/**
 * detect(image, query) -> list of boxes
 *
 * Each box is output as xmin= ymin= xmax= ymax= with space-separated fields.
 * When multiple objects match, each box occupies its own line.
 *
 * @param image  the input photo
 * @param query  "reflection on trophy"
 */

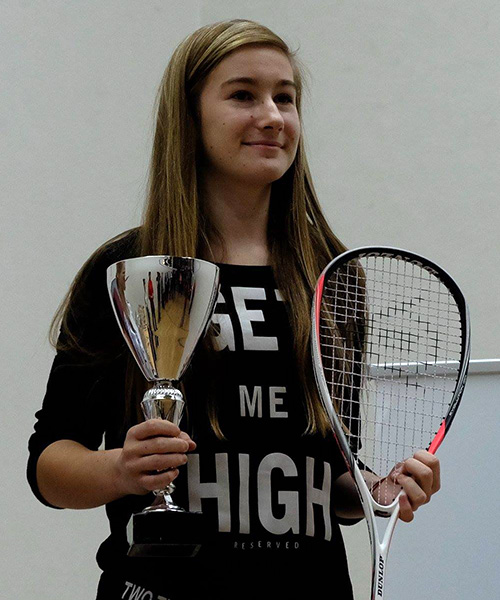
xmin=107 ymin=256 xmax=220 ymax=557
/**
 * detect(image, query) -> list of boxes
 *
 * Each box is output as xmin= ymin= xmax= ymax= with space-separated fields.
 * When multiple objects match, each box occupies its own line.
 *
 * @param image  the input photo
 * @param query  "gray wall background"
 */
xmin=2 ymin=1 xmax=499 ymax=598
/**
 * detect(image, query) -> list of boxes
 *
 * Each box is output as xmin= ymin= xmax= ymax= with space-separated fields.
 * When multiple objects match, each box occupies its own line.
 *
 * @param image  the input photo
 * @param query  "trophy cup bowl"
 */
xmin=107 ymin=256 xmax=220 ymax=557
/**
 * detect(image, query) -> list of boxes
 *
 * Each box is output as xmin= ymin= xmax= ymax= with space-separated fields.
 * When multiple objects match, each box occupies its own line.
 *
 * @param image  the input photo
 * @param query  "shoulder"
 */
xmin=88 ymin=228 xmax=141 ymax=271
xmin=74 ymin=228 xmax=141 ymax=290
xmin=103 ymin=227 xmax=141 ymax=260
xmin=60 ymin=228 xmax=142 ymax=350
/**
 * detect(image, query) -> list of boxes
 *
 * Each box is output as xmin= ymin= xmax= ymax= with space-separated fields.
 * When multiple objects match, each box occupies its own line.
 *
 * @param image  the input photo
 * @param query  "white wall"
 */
xmin=2 ymin=2 xmax=200 ymax=598
xmin=203 ymin=0 xmax=500 ymax=358
xmin=341 ymin=361 xmax=500 ymax=599
xmin=2 ymin=1 xmax=499 ymax=598
xmin=384 ymin=363 xmax=500 ymax=600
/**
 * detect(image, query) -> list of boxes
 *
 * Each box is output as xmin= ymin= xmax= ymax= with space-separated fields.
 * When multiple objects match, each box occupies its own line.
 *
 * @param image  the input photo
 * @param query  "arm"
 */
xmin=332 ymin=471 xmax=365 ymax=520
xmin=28 ymin=232 xmax=140 ymax=509
xmin=332 ymin=450 xmax=441 ymax=523
xmin=36 ymin=419 xmax=196 ymax=509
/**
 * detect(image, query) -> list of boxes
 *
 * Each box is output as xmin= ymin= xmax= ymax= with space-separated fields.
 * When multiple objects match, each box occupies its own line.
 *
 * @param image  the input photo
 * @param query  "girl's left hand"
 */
xmin=334 ymin=450 xmax=441 ymax=522
xmin=389 ymin=450 xmax=441 ymax=522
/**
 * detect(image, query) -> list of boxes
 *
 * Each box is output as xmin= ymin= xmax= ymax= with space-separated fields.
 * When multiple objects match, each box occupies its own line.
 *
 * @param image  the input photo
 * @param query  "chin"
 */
xmin=246 ymin=164 xmax=290 ymax=185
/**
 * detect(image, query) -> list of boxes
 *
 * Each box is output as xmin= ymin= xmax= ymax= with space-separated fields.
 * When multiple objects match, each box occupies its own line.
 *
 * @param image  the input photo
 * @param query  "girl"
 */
xmin=28 ymin=19 xmax=440 ymax=600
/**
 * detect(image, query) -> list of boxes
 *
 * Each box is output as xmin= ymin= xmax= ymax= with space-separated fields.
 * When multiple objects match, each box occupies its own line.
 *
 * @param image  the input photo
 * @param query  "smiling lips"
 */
xmin=243 ymin=141 xmax=283 ymax=148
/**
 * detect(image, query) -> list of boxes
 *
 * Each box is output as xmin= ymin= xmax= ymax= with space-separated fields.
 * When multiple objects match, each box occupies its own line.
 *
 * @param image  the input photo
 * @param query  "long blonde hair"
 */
xmin=52 ymin=19 xmax=348 ymax=436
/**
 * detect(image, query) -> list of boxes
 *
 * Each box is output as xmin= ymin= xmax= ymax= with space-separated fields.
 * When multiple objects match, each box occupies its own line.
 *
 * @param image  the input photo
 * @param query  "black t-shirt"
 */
xmin=28 ymin=233 xmax=355 ymax=600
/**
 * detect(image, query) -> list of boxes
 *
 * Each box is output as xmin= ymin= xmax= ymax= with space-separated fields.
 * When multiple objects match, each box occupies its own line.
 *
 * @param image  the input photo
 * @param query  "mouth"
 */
xmin=243 ymin=141 xmax=283 ymax=148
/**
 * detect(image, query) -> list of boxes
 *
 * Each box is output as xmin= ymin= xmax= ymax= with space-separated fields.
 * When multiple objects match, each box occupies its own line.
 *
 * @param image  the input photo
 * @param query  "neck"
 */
xmin=201 ymin=174 xmax=271 ymax=265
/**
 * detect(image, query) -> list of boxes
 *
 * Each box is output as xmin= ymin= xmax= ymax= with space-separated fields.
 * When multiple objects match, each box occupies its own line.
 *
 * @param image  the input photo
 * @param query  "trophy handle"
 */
xmin=141 ymin=382 xmax=186 ymax=512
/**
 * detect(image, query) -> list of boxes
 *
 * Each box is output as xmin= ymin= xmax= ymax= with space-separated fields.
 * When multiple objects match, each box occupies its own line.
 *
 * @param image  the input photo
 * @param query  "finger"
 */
xmin=140 ymin=452 xmax=189 ymax=473
xmin=398 ymin=492 xmax=414 ymax=523
xmin=179 ymin=431 xmax=197 ymax=451
xmin=132 ymin=419 xmax=182 ymax=440
xmin=397 ymin=473 xmax=429 ymax=510
xmin=413 ymin=450 xmax=441 ymax=494
xmin=400 ymin=457 xmax=434 ymax=497
xmin=388 ymin=461 xmax=405 ymax=481
xmin=139 ymin=436 xmax=190 ymax=456
xmin=138 ymin=468 xmax=180 ymax=493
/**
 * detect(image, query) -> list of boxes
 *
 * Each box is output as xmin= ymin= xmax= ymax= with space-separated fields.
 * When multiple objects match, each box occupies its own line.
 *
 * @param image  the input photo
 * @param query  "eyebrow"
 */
xmin=221 ymin=77 xmax=297 ymax=90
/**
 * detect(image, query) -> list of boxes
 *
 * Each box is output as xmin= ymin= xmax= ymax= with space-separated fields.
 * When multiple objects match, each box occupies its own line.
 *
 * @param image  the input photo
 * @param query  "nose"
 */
xmin=256 ymin=97 xmax=284 ymax=131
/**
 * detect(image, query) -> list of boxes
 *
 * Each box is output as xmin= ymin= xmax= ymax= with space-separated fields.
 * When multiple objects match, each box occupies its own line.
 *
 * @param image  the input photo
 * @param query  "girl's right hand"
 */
xmin=115 ymin=419 xmax=196 ymax=496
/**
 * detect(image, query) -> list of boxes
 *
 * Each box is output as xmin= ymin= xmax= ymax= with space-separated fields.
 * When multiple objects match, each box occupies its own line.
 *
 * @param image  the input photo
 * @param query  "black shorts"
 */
xmin=96 ymin=562 xmax=354 ymax=600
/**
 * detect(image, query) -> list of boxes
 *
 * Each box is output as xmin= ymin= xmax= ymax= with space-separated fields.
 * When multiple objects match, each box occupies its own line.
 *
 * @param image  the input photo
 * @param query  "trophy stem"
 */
xmin=140 ymin=381 xmax=186 ymax=512
xmin=141 ymin=381 xmax=184 ymax=422
xmin=144 ymin=488 xmax=185 ymax=513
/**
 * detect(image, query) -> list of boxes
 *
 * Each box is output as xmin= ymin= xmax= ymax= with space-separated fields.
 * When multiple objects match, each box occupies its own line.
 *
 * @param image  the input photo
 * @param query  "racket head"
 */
xmin=312 ymin=246 xmax=470 ymax=506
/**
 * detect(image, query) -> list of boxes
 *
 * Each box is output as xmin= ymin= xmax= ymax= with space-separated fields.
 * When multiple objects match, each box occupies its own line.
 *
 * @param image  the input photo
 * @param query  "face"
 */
xmin=197 ymin=45 xmax=301 ymax=189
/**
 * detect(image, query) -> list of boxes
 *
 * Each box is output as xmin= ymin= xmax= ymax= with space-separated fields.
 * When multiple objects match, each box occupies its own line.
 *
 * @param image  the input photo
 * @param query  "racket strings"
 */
xmin=319 ymin=255 xmax=463 ymax=505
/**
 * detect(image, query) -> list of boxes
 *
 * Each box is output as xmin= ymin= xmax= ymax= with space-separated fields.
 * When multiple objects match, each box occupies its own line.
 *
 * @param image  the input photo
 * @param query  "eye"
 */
xmin=231 ymin=90 xmax=253 ymax=101
xmin=275 ymin=93 xmax=294 ymax=104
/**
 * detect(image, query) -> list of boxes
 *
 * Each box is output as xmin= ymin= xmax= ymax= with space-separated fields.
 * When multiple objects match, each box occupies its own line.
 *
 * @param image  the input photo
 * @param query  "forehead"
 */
xmin=205 ymin=45 xmax=295 ymax=87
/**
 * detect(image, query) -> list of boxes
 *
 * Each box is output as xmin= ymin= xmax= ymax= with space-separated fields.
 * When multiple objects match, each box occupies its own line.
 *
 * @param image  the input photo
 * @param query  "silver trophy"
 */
xmin=107 ymin=256 xmax=220 ymax=557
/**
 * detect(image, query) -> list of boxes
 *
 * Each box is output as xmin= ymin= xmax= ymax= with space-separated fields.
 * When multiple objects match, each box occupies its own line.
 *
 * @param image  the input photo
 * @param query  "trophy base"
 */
xmin=127 ymin=509 xmax=208 ymax=558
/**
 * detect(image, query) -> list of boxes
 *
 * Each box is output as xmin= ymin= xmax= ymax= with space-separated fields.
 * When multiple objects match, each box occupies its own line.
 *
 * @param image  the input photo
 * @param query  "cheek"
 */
xmin=204 ymin=117 xmax=237 ymax=147
xmin=201 ymin=123 xmax=238 ymax=167
xmin=287 ymin=129 xmax=300 ymax=158
xmin=201 ymin=122 xmax=224 ymax=156
xmin=285 ymin=115 xmax=300 ymax=144
xmin=292 ymin=119 xmax=301 ymax=141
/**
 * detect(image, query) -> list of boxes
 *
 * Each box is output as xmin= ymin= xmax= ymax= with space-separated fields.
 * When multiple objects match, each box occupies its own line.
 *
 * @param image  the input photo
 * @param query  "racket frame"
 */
xmin=311 ymin=246 xmax=470 ymax=600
